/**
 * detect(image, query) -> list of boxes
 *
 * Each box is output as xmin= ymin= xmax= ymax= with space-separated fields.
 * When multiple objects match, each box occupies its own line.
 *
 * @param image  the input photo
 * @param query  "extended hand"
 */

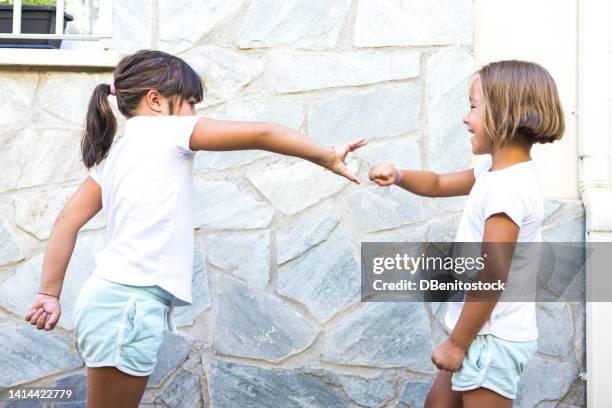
xmin=329 ymin=139 xmax=368 ymax=184
xmin=431 ymin=338 xmax=467 ymax=372
xmin=368 ymin=161 xmax=398 ymax=186
xmin=25 ymin=294 xmax=61 ymax=331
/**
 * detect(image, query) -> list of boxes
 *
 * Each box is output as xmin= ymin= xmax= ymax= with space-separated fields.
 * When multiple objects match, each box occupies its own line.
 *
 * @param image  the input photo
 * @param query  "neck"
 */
xmin=490 ymin=138 xmax=532 ymax=171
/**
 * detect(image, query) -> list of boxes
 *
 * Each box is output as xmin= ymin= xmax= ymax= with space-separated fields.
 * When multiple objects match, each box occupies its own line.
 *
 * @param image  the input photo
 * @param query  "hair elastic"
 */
xmin=109 ymin=83 xmax=116 ymax=96
xmin=394 ymin=168 xmax=402 ymax=185
xmin=38 ymin=291 xmax=59 ymax=299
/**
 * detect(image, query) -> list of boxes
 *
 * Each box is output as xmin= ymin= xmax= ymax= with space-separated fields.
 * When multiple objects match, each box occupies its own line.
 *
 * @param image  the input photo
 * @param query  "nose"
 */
xmin=463 ymin=114 xmax=469 ymax=125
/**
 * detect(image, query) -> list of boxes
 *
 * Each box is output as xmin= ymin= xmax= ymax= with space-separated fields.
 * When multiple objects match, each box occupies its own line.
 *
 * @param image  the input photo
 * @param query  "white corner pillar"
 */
xmin=579 ymin=0 xmax=612 ymax=407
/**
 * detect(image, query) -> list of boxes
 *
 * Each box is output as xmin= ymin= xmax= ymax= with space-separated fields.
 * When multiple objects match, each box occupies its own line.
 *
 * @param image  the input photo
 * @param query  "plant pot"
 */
xmin=0 ymin=5 xmax=73 ymax=49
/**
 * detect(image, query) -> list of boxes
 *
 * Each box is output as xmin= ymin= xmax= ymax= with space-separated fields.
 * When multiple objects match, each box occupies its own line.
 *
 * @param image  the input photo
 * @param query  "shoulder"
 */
xmin=479 ymin=162 xmax=541 ymax=225
xmin=128 ymin=115 xmax=202 ymax=129
xmin=483 ymin=163 xmax=538 ymax=199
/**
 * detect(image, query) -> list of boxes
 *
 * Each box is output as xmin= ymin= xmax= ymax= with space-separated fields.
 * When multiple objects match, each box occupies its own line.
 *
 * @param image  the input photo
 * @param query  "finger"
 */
xmin=30 ymin=308 xmax=44 ymax=325
xmin=345 ymin=172 xmax=362 ymax=185
xmin=25 ymin=307 xmax=38 ymax=322
xmin=368 ymin=167 xmax=377 ymax=180
xmin=348 ymin=139 xmax=368 ymax=152
xmin=373 ymin=177 xmax=392 ymax=186
xmin=338 ymin=167 xmax=362 ymax=184
xmin=36 ymin=312 xmax=48 ymax=330
xmin=45 ymin=310 xmax=61 ymax=331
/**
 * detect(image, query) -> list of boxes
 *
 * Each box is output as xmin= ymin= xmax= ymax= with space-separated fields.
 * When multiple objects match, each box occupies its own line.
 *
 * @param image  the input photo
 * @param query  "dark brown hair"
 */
xmin=81 ymin=50 xmax=205 ymax=168
xmin=476 ymin=60 xmax=565 ymax=147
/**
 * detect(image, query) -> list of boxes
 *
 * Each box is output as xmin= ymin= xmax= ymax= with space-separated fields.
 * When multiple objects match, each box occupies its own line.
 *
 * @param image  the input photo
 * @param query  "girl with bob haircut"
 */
xmin=25 ymin=49 xmax=366 ymax=407
xmin=370 ymin=60 xmax=564 ymax=407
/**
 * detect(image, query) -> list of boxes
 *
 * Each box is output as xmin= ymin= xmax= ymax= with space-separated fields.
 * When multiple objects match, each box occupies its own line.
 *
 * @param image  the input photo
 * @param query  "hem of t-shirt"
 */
xmin=444 ymin=309 xmax=538 ymax=342
xmin=483 ymin=208 xmax=523 ymax=228
xmin=92 ymin=271 xmax=192 ymax=306
xmin=444 ymin=324 xmax=539 ymax=343
xmin=472 ymin=329 xmax=539 ymax=343
xmin=178 ymin=115 xmax=202 ymax=155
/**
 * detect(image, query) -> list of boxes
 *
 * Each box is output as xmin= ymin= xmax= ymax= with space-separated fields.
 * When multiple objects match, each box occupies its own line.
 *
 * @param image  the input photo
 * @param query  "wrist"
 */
xmin=393 ymin=168 xmax=402 ymax=185
xmin=323 ymin=145 xmax=340 ymax=170
xmin=38 ymin=290 xmax=60 ymax=299
xmin=448 ymin=333 xmax=470 ymax=351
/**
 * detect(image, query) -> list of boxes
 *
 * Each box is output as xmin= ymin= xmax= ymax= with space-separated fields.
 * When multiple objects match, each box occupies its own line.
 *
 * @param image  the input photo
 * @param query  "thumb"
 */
xmin=343 ymin=170 xmax=362 ymax=185
xmin=335 ymin=164 xmax=362 ymax=184
xmin=45 ymin=309 xmax=61 ymax=331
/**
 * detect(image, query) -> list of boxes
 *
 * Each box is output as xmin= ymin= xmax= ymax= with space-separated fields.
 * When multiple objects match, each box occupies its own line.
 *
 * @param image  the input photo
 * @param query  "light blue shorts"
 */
xmin=451 ymin=334 xmax=537 ymax=399
xmin=73 ymin=274 xmax=176 ymax=376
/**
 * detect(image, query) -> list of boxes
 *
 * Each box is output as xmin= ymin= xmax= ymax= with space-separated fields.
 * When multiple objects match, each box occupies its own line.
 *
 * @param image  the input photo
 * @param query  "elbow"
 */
xmin=253 ymin=122 xmax=276 ymax=148
xmin=54 ymin=210 xmax=83 ymax=234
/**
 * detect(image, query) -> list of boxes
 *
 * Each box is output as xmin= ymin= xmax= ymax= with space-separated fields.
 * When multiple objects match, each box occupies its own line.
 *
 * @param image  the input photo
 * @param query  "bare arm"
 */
xmin=431 ymin=213 xmax=519 ymax=371
xmin=368 ymin=161 xmax=475 ymax=197
xmin=25 ymin=176 xmax=102 ymax=330
xmin=190 ymin=118 xmax=367 ymax=183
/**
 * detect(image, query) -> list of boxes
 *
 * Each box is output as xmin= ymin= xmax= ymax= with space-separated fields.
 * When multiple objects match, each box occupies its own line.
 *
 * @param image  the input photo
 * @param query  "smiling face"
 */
xmin=463 ymin=78 xmax=491 ymax=155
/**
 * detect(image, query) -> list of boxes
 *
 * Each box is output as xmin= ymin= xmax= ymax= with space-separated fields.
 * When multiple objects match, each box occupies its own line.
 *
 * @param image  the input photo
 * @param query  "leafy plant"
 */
xmin=0 ymin=0 xmax=57 ymax=6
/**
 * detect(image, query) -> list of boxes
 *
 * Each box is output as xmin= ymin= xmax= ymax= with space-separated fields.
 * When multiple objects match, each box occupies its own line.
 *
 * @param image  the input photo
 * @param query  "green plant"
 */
xmin=0 ymin=0 xmax=57 ymax=5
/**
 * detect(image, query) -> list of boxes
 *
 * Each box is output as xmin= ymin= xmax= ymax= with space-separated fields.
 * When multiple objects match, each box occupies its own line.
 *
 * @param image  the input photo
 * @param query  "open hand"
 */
xmin=369 ymin=161 xmax=398 ymax=186
xmin=431 ymin=338 xmax=467 ymax=372
xmin=25 ymin=294 xmax=61 ymax=331
xmin=329 ymin=139 xmax=368 ymax=184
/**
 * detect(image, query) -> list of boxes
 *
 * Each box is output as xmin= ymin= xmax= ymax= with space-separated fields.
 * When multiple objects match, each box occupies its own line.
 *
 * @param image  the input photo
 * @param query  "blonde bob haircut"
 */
xmin=475 ymin=60 xmax=565 ymax=147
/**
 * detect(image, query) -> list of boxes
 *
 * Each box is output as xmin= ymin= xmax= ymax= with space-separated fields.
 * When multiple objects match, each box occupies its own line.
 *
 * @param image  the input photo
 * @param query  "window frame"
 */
xmin=0 ymin=0 xmax=118 ymax=67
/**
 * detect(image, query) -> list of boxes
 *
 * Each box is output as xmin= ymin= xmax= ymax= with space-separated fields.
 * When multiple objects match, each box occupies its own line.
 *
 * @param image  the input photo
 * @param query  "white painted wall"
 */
xmin=474 ymin=0 xmax=579 ymax=199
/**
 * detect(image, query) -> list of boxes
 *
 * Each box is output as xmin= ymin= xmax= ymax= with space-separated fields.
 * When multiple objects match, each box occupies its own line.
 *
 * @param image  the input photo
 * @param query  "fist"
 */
xmin=431 ymin=338 xmax=467 ymax=372
xmin=369 ymin=162 xmax=398 ymax=187
xmin=25 ymin=294 xmax=61 ymax=331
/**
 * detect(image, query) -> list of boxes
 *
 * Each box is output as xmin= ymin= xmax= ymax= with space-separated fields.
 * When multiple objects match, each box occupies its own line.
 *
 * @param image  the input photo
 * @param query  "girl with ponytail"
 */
xmin=25 ymin=49 xmax=367 ymax=407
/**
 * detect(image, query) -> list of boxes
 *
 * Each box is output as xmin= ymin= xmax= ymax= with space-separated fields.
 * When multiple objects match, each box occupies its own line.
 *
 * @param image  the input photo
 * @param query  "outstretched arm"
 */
xmin=25 ymin=177 xmax=102 ymax=330
xmin=369 ymin=161 xmax=475 ymax=197
xmin=190 ymin=118 xmax=368 ymax=183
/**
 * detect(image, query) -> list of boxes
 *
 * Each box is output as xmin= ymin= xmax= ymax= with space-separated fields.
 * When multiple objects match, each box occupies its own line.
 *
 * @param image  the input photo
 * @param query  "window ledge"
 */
xmin=0 ymin=48 xmax=119 ymax=68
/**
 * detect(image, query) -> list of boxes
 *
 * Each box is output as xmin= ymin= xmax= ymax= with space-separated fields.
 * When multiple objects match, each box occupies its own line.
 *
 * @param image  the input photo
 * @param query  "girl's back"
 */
xmin=90 ymin=115 xmax=202 ymax=305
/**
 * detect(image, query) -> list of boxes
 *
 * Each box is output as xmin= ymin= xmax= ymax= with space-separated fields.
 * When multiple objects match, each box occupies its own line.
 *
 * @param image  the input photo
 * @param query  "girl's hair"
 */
xmin=81 ymin=50 xmax=205 ymax=168
xmin=475 ymin=60 xmax=564 ymax=147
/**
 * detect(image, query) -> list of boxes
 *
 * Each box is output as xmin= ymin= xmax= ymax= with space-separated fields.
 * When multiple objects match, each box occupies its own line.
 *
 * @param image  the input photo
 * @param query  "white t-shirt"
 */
xmin=445 ymin=156 xmax=543 ymax=341
xmin=88 ymin=114 xmax=202 ymax=306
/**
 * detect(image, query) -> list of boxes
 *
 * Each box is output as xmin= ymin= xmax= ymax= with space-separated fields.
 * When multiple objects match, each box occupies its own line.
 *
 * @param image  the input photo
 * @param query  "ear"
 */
xmin=145 ymin=89 xmax=164 ymax=113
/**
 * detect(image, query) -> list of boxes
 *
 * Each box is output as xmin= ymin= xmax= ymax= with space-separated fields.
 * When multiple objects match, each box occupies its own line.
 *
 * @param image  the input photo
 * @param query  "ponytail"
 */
xmin=81 ymin=83 xmax=117 ymax=169
xmin=80 ymin=50 xmax=204 ymax=169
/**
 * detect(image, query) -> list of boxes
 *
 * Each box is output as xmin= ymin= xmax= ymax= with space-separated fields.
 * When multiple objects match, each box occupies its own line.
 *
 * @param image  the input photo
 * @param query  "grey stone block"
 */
xmin=322 ymin=303 xmax=434 ymax=373
xmin=213 ymin=276 xmax=317 ymax=362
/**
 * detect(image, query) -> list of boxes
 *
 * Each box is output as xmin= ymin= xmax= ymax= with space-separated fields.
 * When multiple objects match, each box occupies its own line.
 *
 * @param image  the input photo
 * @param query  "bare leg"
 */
xmin=462 ymin=387 xmax=512 ymax=408
xmin=87 ymin=367 xmax=149 ymax=408
xmin=424 ymin=370 xmax=463 ymax=408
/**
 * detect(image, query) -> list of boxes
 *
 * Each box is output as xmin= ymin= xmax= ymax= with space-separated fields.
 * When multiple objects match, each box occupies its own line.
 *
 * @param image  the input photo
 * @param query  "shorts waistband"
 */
xmin=90 ymin=275 xmax=177 ymax=333
xmin=91 ymin=275 xmax=172 ymax=306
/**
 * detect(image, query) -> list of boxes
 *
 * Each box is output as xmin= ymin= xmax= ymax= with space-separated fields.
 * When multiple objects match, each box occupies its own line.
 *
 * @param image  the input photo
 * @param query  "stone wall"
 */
xmin=0 ymin=0 xmax=586 ymax=407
